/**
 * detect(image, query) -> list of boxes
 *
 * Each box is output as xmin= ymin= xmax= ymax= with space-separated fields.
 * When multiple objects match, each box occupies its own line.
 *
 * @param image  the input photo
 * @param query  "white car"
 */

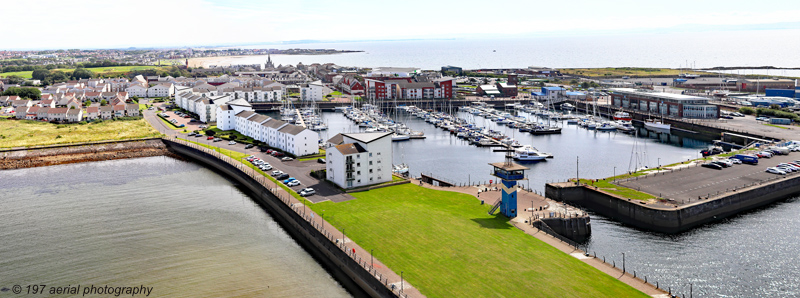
xmin=281 ymin=157 xmax=294 ymax=161
xmin=728 ymin=158 xmax=742 ymax=164
xmin=271 ymin=170 xmax=284 ymax=176
xmin=299 ymin=188 xmax=316 ymax=197
xmin=260 ymin=165 xmax=273 ymax=171
xmin=228 ymin=141 xmax=237 ymax=145
xmin=778 ymin=163 xmax=800 ymax=171
xmin=766 ymin=167 xmax=787 ymax=175
xmin=287 ymin=180 xmax=301 ymax=187
xmin=717 ymin=159 xmax=734 ymax=167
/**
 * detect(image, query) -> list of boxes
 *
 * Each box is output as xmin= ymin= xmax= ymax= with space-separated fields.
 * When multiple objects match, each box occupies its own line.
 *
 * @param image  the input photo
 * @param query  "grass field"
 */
xmin=307 ymin=184 xmax=647 ymax=298
xmin=0 ymin=118 xmax=161 ymax=148
xmin=562 ymin=68 xmax=710 ymax=78
xmin=0 ymin=66 xmax=167 ymax=79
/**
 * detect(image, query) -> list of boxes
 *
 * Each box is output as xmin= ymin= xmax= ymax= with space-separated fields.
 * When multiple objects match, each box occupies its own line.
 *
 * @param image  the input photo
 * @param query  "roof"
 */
xmin=611 ymin=88 xmax=707 ymax=102
xmin=334 ymin=143 xmax=367 ymax=155
xmin=342 ymin=132 xmax=392 ymax=144
xmin=261 ymin=118 xmax=285 ymax=128
xmin=67 ymin=109 xmax=81 ymax=115
xmin=248 ymin=114 xmax=269 ymax=123
xmin=235 ymin=110 xmax=256 ymax=118
xmin=543 ymin=86 xmax=565 ymax=91
xmin=489 ymin=162 xmax=529 ymax=171
xmin=278 ymin=124 xmax=307 ymax=135
xmin=327 ymin=133 xmax=344 ymax=145
xmin=49 ymin=107 xmax=69 ymax=114
xmin=227 ymin=98 xmax=251 ymax=107
xmin=86 ymin=107 xmax=98 ymax=113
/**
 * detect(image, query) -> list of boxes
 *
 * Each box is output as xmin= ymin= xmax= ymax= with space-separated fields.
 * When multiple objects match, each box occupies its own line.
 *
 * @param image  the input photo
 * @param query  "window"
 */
xmin=369 ymin=161 xmax=373 ymax=165
xmin=369 ymin=153 xmax=373 ymax=157
xmin=369 ymin=169 xmax=373 ymax=173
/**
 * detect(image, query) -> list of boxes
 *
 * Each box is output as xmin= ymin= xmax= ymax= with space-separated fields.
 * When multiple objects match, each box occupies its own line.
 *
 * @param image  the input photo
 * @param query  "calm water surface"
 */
xmin=0 ymin=157 xmax=350 ymax=298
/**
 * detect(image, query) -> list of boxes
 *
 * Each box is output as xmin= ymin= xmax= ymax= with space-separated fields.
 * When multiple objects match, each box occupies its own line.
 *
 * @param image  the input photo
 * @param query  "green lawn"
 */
xmin=763 ymin=123 xmax=790 ymax=129
xmin=579 ymin=179 xmax=656 ymax=200
xmin=308 ymin=184 xmax=647 ymax=298
xmin=327 ymin=91 xmax=343 ymax=97
xmin=0 ymin=66 xmax=167 ymax=79
xmin=0 ymin=118 xmax=160 ymax=148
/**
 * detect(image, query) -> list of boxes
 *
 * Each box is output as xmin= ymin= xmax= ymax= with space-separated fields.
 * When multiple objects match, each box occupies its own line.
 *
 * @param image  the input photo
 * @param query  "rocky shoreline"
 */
xmin=0 ymin=139 xmax=174 ymax=170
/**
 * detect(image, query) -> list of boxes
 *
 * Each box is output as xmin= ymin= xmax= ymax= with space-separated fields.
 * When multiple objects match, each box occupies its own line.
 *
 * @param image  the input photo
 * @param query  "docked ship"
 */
xmin=513 ymin=145 xmax=552 ymax=161
xmin=613 ymin=111 xmax=632 ymax=121
xmin=644 ymin=118 xmax=670 ymax=131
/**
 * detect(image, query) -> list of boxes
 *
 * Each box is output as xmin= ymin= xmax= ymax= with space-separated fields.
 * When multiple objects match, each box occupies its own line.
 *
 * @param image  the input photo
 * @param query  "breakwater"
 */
xmin=162 ymin=138 xmax=406 ymax=298
xmin=545 ymin=176 xmax=800 ymax=233
xmin=0 ymin=138 xmax=170 ymax=170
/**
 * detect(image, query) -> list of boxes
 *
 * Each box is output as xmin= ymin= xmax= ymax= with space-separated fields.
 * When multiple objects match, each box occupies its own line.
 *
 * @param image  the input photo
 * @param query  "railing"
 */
xmin=164 ymin=137 xmax=408 ymax=298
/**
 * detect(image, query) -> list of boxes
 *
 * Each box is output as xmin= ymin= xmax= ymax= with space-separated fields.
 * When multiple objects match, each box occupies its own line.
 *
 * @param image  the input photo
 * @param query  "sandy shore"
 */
xmin=188 ymin=55 xmax=263 ymax=68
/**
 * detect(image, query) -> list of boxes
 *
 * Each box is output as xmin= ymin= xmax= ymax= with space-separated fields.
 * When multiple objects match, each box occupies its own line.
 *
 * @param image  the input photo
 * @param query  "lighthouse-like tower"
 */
xmin=488 ymin=150 xmax=528 ymax=218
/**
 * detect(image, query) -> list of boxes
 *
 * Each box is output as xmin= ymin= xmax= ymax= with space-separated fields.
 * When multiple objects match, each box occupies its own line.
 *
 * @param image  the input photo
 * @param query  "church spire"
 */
xmin=265 ymin=54 xmax=275 ymax=69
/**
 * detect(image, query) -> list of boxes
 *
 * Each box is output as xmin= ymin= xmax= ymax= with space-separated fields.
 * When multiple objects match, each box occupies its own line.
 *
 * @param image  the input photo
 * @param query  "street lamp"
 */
xmin=658 ymin=158 xmax=661 ymax=168
xmin=622 ymin=252 xmax=626 ymax=274
xmin=613 ymin=166 xmax=616 ymax=181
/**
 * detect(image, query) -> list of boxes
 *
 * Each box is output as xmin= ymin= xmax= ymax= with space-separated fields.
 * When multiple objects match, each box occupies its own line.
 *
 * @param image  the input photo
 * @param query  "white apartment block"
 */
xmin=175 ymin=91 xmax=232 ymax=123
xmin=326 ymin=132 xmax=393 ymax=189
xmin=125 ymin=84 xmax=148 ymax=98
xmin=147 ymin=83 xmax=175 ymax=98
xmin=300 ymin=80 xmax=324 ymax=101
xmin=216 ymin=103 xmax=318 ymax=157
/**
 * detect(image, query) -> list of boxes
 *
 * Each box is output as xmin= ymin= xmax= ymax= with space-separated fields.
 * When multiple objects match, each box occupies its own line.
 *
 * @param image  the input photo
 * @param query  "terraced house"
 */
xmin=216 ymin=100 xmax=318 ymax=157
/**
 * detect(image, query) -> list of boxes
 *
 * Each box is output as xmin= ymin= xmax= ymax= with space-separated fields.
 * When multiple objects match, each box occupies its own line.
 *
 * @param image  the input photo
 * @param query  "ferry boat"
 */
xmin=513 ymin=145 xmax=551 ymax=161
xmin=613 ymin=111 xmax=632 ymax=121
xmin=644 ymin=118 xmax=670 ymax=131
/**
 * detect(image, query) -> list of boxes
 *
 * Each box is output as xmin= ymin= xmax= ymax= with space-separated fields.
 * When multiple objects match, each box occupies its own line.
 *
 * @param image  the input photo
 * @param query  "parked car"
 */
xmin=720 ymin=115 xmax=734 ymax=119
xmin=228 ymin=141 xmax=237 ymax=145
xmin=766 ymin=167 xmax=787 ymax=175
xmin=299 ymin=188 xmax=316 ymax=197
xmin=731 ymin=154 xmax=758 ymax=165
xmin=273 ymin=152 xmax=285 ymax=157
xmin=188 ymin=132 xmax=196 ymax=137
xmin=701 ymin=163 xmax=723 ymax=170
xmin=717 ymin=159 xmax=734 ymax=167
xmin=271 ymin=170 xmax=284 ymax=176
xmin=727 ymin=158 xmax=742 ymax=164
xmin=276 ymin=173 xmax=290 ymax=180
xmin=266 ymin=149 xmax=274 ymax=154
xmin=281 ymin=157 xmax=294 ymax=161
xmin=756 ymin=117 xmax=770 ymax=121
xmin=245 ymin=144 xmax=255 ymax=149
xmin=246 ymin=156 xmax=255 ymax=161
xmin=207 ymin=136 xmax=214 ymax=140
xmin=213 ymin=138 xmax=222 ymax=142
xmin=317 ymin=158 xmax=326 ymax=164
xmin=260 ymin=165 xmax=273 ymax=171
xmin=287 ymin=180 xmax=301 ymax=187
xmin=282 ymin=177 xmax=297 ymax=184
xmin=195 ymin=134 xmax=203 ymax=138
xmin=710 ymin=161 xmax=729 ymax=168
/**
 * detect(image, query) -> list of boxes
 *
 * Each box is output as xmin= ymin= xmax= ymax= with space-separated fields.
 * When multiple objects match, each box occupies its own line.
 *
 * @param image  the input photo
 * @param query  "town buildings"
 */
xmin=216 ymin=100 xmax=318 ymax=157
xmin=325 ymin=132 xmax=393 ymax=189
xmin=364 ymin=77 xmax=454 ymax=100
xmin=610 ymin=88 xmax=719 ymax=119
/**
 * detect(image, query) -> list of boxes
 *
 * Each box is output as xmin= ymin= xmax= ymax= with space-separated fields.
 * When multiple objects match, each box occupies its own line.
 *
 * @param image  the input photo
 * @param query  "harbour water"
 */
xmin=311 ymin=109 xmax=799 ymax=297
xmin=228 ymin=29 xmax=800 ymax=69
xmin=0 ymin=157 xmax=350 ymax=298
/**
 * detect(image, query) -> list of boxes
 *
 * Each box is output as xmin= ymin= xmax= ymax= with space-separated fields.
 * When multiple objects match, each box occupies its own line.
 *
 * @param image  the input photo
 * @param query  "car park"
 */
xmin=766 ymin=167 xmax=787 ymax=175
xmin=287 ymin=180 xmax=301 ymax=187
xmin=299 ymin=188 xmax=316 ymax=197
xmin=701 ymin=163 xmax=723 ymax=170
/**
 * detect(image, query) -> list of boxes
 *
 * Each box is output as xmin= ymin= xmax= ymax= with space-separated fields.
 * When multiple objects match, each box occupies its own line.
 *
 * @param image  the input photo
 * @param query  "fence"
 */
xmin=164 ymin=137 xmax=409 ymax=298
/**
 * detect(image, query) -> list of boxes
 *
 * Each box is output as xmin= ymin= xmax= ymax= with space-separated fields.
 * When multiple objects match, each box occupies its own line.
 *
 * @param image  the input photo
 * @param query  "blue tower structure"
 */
xmin=488 ymin=158 xmax=528 ymax=218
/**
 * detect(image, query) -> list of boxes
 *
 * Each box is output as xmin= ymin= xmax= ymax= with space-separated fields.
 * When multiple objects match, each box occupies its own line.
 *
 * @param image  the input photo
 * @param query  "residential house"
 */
xmin=125 ymin=84 xmax=148 ymax=98
xmin=125 ymin=103 xmax=139 ymax=117
xmin=113 ymin=104 xmax=126 ymax=118
xmin=66 ymin=108 xmax=83 ymax=122
xmin=99 ymin=106 xmax=113 ymax=120
xmin=36 ymin=107 xmax=50 ymax=120
xmin=147 ymin=83 xmax=174 ymax=98
xmin=25 ymin=106 xmax=39 ymax=120
xmin=48 ymin=107 xmax=69 ymax=121
xmin=85 ymin=106 xmax=99 ymax=120
xmin=15 ymin=106 xmax=29 ymax=119
xmin=300 ymin=80 xmax=324 ymax=101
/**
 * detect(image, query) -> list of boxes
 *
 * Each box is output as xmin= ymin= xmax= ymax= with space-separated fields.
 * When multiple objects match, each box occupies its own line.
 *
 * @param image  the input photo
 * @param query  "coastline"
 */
xmin=0 ymin=138 xmax=172 ymax=170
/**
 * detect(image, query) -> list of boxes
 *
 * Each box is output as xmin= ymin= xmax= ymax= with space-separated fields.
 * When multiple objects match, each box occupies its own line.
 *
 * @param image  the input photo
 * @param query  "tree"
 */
xmin=5 ymin=75 xmax=24 ymax=84
xmin=71 ymin=67 xmax=93 ymax=80
xmin=84 ymin=100 xmax=92 ymax=107
xmin=100 ymin=99 xmax=108 ymax=106
xmin=3 ymin=87 xmax=41 ymax=100
xmin=739 ymin=107 xmax=755 ymax=115
xmin=32 ymin=69 xmax=50 ymax=81
xmin=229 ymin=134 xmax=237 ymax=141
xmin=581 ymin=82 xmax=590 ymax=89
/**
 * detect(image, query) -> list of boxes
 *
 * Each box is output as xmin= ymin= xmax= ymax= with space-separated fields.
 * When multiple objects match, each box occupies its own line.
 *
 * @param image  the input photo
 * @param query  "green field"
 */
xmin=0 ymin=66 xmax=167 ymax=79
xmin=0 ymin=118 xmax=161 ymax=148
xmin=307 ymin=184 xmax=646 ymax=298
xmin=562 ymin=68 xmax=710 ymax=78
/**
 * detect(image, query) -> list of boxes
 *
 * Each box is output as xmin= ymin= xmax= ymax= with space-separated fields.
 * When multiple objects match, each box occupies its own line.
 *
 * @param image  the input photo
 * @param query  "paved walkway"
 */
xmin=410 ymin=178 xmax=669 ymax=298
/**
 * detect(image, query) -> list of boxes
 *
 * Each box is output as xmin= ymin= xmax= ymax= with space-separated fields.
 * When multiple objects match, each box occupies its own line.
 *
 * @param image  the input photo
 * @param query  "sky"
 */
xmin=2 ymin=0 xmax=800 ymax=50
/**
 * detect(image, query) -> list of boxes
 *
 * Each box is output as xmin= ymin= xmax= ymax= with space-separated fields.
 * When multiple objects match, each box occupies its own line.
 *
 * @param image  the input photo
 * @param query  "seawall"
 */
xmin=162 ymin=138 xmax=400 ymax=298
xmin=545 ymin=177 xmax=800 ymax=233
xmin=0 ymin=138 xmax=170 ymax=170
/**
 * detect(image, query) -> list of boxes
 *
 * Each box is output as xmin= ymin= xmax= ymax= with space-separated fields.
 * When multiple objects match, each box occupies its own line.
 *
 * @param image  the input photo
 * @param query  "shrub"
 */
xmin=739 ymin=107 xmax=755 ymax=115
xmin=204 ymin=129 xmax=216 ymax=136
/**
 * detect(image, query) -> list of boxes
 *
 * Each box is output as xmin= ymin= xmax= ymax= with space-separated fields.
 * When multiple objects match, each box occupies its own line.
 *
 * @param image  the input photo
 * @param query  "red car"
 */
xmin=266 ymin=149 xmax=274 ymax=154
xmin=207 ymin=136 xmax=214 ymax=140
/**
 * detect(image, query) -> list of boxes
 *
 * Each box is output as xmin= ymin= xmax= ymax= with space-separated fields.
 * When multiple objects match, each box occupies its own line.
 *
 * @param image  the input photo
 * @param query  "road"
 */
xmin=619 ymin=152 xmax=800 ymax=204
xmin=142 ymin=99 xmax=354 ymax=203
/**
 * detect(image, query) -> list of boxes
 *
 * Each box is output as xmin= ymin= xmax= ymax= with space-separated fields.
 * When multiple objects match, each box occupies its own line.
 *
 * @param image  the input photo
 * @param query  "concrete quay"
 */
xmin=546 ymin=151 xmax=800 ymax=233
